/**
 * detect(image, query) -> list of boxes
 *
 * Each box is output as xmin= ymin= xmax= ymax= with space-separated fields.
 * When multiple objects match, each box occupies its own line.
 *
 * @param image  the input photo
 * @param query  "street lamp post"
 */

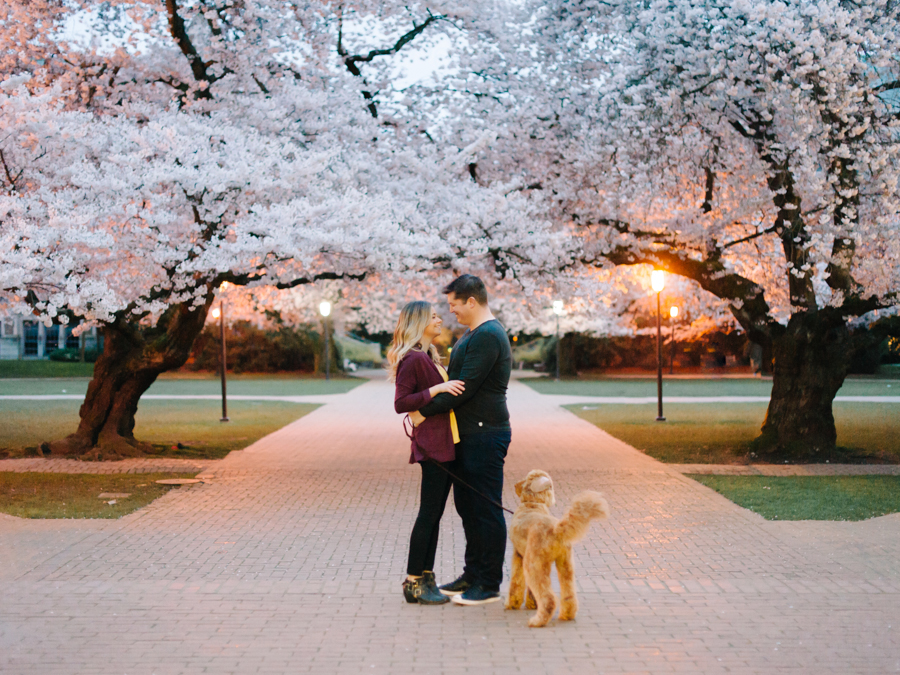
xmin=669 ymin=306 xmax=679 ymax=375
xmin=552 ymin=300 xmax=564 ymax=381
xmin=211 ymin=304 xmax=229 ymax=422
xmin=651 ymin=271 xmax=666 ymax=422
xmin=319 ymin=301 xmax=332 ymax=380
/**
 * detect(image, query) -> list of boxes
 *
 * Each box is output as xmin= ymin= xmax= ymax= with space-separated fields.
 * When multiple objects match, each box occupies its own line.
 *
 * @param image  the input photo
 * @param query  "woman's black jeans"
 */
xmin=407 ymin=459 xmax=453 ymax=576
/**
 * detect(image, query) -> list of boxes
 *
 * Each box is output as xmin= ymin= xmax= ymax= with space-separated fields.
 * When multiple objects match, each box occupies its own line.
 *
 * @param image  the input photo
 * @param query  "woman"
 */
xmin=388 ymin=301 xmax=464 ymax=605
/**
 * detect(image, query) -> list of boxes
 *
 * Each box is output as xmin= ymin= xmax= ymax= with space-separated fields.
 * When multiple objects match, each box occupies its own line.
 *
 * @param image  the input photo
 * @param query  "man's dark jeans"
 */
xmin=452 ymin=429 xmax=511 ymax=593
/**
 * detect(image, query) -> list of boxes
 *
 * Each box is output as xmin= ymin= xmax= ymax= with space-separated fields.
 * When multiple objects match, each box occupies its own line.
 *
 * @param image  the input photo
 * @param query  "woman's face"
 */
xmin=422 ymin=309 xmax=443 ymax=340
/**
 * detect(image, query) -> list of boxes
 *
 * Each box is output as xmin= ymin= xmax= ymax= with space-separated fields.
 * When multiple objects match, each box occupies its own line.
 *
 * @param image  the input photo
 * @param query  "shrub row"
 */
xmin=48 ymin=348 xmax=100 ymax=363
xmin=185 ymin=321 xmax=339 ymax=374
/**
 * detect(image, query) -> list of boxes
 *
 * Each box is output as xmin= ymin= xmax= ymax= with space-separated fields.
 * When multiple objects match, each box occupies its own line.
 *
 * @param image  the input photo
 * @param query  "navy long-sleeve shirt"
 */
xmin=418 ymin=319 xmax=511 ymax=436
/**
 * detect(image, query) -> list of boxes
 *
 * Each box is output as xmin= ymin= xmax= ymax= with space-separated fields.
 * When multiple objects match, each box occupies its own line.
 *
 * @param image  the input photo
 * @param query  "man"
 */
xmin=411 ymin=274 xmax=512 ymax=606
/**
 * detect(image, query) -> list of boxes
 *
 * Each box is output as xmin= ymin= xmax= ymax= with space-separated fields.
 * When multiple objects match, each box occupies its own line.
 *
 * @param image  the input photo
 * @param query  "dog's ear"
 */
xmin=514 ymin=480 xmax=524 ymax=498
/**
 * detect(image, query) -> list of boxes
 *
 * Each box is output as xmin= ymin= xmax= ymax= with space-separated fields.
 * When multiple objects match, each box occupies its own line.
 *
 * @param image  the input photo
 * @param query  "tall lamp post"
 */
xmin=669 ymin=306 xmax=679 ymax=375
xmin=211 ymin=304 xmax=229 ymax=422
xmin=319 ymin=301 xmax=332 ymax=380
xmin=651 ymin=270 xmax=666 ymax=422
xmin=552 ymin=300 xmax=564 ymax=381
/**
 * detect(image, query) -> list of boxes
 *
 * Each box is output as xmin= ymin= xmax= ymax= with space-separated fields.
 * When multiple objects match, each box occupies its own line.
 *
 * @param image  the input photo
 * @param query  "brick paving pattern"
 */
xmin=2 ymin=376 xmax=899 ymax=674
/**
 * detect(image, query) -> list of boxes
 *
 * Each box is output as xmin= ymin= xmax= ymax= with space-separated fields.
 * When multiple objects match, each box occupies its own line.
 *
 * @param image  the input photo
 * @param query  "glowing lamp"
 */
xmin=552 ymin=300 xmax=564 ymax=315
xmin=319 ymin=301 xmax=332 ymax=317
xmin=211 ymin=308 xmax=221 ymax=319
xmin=670 ymin=306 xmax=679 ymax=319
xmin=651 ymin=270 xmax=666 ymax=293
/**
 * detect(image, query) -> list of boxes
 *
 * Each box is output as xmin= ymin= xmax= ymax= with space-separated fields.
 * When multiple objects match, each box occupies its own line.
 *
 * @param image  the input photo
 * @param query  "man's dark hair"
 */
xmin=443 ymin=274 xmax=488 ymax=306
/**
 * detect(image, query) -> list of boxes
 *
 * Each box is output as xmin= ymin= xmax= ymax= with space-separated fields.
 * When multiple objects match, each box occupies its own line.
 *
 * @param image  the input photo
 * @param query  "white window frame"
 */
xmin=1 ymin=318 xmax=16 ymax=337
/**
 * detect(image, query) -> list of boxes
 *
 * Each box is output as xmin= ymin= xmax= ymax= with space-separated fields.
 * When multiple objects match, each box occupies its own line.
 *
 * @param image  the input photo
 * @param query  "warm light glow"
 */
xmin=651 ymin=270 xmax=666 ymax=293
xmin=211 ymin=308 xmax=221 ymax=319
xmin=319 ymin=301 xmax=332 ymax=317
xmin=220 ymin=281 xmax=231 ymax=291
xmin=512 ymin=335 xmax=518 ymax=342
xmin=552 ymin=300 xmax=564 ymax=315
xmin=670 ymin=306 xmax=679 ymax=318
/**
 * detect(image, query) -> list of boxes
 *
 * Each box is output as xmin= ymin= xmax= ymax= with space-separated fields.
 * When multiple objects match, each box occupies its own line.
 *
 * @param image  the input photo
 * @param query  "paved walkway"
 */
xmin=2 ymin=377 xmax=900 ymax=674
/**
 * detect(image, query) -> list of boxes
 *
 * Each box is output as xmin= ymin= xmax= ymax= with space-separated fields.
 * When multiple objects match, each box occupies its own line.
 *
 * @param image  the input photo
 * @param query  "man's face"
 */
xmin=447 ymin=293 xmax=474 ymax=326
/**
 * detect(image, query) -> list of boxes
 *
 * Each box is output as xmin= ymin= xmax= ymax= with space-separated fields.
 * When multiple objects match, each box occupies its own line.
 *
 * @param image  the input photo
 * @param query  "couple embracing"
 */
xmin=387 ymin=274 xmax=512 ymax=606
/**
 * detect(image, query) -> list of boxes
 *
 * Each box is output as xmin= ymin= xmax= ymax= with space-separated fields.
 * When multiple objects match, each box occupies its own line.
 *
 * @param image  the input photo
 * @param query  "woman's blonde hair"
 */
xmin=386 ymin=301 xmax=442 ymax=382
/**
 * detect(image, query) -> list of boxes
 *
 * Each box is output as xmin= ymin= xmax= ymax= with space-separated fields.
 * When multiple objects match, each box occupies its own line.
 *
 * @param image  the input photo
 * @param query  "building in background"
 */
xmin=0 ymin=315 xmax=100 ymax=360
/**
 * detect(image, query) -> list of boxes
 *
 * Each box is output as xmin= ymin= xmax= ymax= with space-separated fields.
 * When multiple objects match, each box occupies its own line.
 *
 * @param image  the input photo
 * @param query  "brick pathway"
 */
xmin=2 ymin=376 xmax=899 ymax=674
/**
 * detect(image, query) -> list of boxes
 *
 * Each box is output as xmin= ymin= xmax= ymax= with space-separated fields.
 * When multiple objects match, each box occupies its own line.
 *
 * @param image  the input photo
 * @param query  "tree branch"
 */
xmin=222 ymin=269 xmax=368 ymax=289
xmin=165 ymin=0 xmax=214 ymax=99
xmin=721 ymin=224 xmax=779 ymax=249
xmin=338 ymin=11 xmax=445 ymax=118
xmin=0 ymin=149 xmax=23 ymax=193
xmin=582 ymin=236 xmax=779 ymax=345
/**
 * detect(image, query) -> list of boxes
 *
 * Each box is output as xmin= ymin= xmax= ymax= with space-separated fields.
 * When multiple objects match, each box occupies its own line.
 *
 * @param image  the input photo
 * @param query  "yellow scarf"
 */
xmin=436 ymin=364 xmax=461 ymax=444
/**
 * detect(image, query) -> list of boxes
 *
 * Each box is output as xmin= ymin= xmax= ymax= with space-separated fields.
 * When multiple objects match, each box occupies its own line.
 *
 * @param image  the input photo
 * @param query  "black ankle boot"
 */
xmin=423 ymin=571 xmax=439 ymax=592
xmin=403 ymin=576 xmax=450 ymax=605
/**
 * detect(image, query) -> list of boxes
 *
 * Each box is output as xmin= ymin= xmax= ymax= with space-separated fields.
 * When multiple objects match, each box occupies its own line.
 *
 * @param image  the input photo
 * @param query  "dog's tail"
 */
xmin=554 ymin=491 xmax=609 ymax=545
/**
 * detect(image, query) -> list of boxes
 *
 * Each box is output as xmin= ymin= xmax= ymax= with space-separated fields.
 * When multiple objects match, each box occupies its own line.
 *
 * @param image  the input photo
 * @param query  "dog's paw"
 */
xmin=559 ymin=598 xmax=577 ymax=621
xmin=525 ymin=595 xmax=537 ymax=610
xmin=527 ymin=615 xmax=549 ymax=628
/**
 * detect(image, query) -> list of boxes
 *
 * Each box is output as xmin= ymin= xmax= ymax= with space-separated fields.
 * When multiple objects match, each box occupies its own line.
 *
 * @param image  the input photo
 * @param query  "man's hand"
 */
xmin=409 ymin=410 xmax=425 ymax=427
xmin=437 ymin=379 xmax=465 ymax=396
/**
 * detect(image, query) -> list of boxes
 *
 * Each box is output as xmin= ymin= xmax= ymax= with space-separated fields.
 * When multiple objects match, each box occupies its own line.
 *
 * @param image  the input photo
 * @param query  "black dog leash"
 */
xmin=426 ymin=458 xmax=515 ymax=515
xmin=404 ymin=413 xmax=514 ymax=515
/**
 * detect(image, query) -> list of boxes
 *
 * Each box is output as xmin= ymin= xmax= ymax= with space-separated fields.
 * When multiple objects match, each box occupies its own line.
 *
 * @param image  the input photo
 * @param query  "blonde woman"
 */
xmin=388 ymin=301 xmax=464 ymax=605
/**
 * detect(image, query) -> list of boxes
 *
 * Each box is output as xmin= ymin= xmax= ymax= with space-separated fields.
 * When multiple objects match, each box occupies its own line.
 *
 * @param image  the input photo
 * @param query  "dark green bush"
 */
xmin=538 ymin=331 xmax=750 ymax=375
xmin=187 ymin=321 xmax=340 ymax=374
xmin=48 ymin=348 xmax=99 ymax=363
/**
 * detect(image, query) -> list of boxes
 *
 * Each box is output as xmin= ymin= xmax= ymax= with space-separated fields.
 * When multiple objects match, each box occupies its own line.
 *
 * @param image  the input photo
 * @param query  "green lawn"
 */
xmin=0 ymin=399 xmax=319 ymax=459
xmin=565 ymin=401 xmax=900 ymax=464
xmin=689 ymin=475 xmax=900 ymax=520
xmin=524 ymin=376 xmax=899 ymax=398
xmin=0 ymin=374 xmax=364 ymax=397
xmin=0 ymin=472 xmax=199 ymax=518
xmin=0 ymin=361 xmax=95 ymax=379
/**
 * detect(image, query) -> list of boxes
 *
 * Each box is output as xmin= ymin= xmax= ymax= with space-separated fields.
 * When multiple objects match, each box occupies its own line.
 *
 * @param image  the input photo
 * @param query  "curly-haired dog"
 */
xmin=505 ymin=470 xmax=609 ymax=627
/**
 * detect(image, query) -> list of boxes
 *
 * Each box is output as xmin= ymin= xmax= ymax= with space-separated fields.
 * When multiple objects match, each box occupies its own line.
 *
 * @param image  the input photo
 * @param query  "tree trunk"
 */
xmin=44 ymin=301 xmax=211 ymax=460
xmin=756 ymin=310 xmax=851 ymax=460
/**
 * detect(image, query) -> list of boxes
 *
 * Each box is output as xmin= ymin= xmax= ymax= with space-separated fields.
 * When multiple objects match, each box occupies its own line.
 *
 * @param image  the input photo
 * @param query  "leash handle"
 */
xmin=403 ymin=414 xmax=416 ymax=440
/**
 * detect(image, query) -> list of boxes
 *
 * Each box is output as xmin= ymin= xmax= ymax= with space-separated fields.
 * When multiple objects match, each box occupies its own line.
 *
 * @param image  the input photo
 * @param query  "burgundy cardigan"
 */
xmin=394 ymin=350 xmax=456 ymax=463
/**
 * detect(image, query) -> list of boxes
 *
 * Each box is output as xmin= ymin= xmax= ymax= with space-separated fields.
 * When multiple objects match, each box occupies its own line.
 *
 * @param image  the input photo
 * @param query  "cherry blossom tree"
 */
xmin=0 ymin=0 xmax=560 ymax=458
xmin=464 ymin=0 xmax=900 ymax=458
